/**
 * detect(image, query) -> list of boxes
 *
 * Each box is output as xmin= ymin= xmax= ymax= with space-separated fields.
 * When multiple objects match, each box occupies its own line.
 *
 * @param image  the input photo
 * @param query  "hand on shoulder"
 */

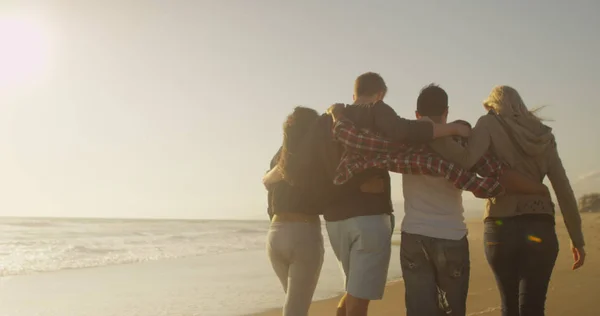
xmin=327 ymin=103 xmax=346 ymax=121
xmin=450 ymin=119 xmax=472 ymax=129
xmin=447 ymin=121 xmax=471 ymax=138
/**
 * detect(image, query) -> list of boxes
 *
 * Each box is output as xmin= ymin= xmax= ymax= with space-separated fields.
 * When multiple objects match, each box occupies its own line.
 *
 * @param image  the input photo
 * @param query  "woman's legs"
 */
xmin=268 ymin=221 xmax=324 ymax=316
xmin=484 ymin=220 xmax=520 ymax=316
xmin=485 ymin=216 xmax=559 ymax=316
xmin=284 ymin=224 xmax=324 ymax=316
xmin=519 ymin=220 xmax=559 ymax=316
xmin=267 ymin=222 xmax=291 ymax=291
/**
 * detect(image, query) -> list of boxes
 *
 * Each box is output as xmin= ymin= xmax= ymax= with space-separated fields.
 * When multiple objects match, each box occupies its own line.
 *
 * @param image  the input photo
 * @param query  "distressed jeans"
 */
xmin=400 ymin=232 xmax=470 ymax=316
xmin=484 ymin=215 xmax=559 ymax=316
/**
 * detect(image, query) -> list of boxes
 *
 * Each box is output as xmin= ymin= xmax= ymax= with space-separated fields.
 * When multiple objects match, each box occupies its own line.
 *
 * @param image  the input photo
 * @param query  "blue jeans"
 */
xmin=400 ymin=232 xmax=470 ymax=316
xmin=484 ymin=215 xmax=559 ymax=316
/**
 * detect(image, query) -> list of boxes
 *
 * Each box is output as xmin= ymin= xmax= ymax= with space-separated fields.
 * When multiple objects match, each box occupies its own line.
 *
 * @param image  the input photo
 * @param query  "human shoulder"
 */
xmin=371 ymin=100 xmax=396 ymax=112
xmin=475 ymin=111 xmax=497 ymax=125
xmin=472 ymin=111 xmax=501 ymax=133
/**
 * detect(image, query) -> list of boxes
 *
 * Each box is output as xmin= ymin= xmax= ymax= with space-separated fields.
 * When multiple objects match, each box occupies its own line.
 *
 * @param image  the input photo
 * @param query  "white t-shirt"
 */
xmin=401 ymin=174 xmax=467 ymax=240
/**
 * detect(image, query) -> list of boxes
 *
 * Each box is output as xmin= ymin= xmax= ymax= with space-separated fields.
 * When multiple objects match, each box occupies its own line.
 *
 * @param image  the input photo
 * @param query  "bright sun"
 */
xmin=0 ymin=13 xmax=51 ymax=88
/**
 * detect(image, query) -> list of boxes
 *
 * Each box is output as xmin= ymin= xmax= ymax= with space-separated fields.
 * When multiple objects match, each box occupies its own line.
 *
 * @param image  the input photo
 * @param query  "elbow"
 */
xmin=447 ymin=155 xmax=475 ymax=170
xmin=262 ymin=173 xmax=275 ymax=189
xmin=262 ymin=178 xmax=270 ymax=190
xmin=456 ymin=153 xmax=480 ymax=170
xmin=462 ymin=160 xmax=478 ymax=171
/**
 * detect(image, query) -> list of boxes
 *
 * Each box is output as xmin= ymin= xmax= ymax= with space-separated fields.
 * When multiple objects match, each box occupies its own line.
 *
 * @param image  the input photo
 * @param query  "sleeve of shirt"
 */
xmin=372 ymin=101 xmax=434 ymax=144
xmin=547 ymin=142 xmax=585 ymax=248
xmin=380 ymin=150 xmax=505 ymax=198
xmin=332 ymin=117 xmax=403 ymax=153
xmin=458 ymin=174 xmax=505 ymax=198
xmin=470 ymin=151 xmax=506 ymax=177
xmin=429 ymin=115 xmax=492 ymax=170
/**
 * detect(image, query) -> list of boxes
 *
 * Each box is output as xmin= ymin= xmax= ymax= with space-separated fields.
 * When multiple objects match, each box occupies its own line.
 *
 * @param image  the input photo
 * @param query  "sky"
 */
xmin=1 ymin=0 xmax=599 ymax=219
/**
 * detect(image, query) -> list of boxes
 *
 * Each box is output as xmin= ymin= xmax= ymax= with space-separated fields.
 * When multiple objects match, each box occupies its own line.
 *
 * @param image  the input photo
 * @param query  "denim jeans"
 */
xmin=484 ymin=215 xmax=559 ymax=316
xmin=400 ymin=232 xmax=470 ymax=316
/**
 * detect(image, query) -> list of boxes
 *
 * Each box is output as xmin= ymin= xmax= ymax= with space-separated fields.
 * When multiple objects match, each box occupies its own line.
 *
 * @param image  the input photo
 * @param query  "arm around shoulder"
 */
xmin=372 ymin=101 xmax=434 ymax=144
xmin=429 ymin=116 xmax=492 ymax=170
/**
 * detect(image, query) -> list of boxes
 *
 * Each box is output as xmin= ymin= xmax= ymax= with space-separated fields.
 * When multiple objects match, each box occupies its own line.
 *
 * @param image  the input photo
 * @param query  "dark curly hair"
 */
xmin=277 ymin=106 xmax=320 ymax=184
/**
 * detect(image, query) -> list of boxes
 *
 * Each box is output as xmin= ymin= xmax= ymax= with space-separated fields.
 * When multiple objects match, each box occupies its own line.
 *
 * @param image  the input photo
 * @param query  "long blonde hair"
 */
xmin=483 ymin=85 xmax=547 ymax=121
xmin=483 ymin=85 xmax=555 ymax=157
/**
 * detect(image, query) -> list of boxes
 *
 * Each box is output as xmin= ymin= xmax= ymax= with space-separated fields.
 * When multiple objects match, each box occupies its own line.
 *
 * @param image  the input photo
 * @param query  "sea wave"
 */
xmin=0 ymin=218 xmax=269 ymax=276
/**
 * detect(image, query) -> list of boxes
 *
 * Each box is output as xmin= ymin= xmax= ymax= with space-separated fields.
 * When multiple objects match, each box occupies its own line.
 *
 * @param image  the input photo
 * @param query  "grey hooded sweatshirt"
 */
xmin=429 ymin=111 xmax=584 ymax=248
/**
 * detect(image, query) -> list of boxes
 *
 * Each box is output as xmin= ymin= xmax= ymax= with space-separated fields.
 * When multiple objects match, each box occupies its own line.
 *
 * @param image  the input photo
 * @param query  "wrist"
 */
xmin=571 ymin=240 xmax=585 ymax=249
xmin=332 ymin=111 xmax=345 ymax=122
xmin=449 ymin=123 xmax=462 ymax=136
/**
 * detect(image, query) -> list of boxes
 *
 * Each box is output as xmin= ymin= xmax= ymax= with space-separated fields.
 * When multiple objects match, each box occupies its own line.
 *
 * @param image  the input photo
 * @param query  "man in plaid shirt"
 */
xmin=329 ymin=84 xmax=548 ymax=316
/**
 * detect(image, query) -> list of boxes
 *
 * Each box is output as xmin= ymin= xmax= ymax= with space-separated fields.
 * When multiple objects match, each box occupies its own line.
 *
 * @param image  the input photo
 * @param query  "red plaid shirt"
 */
xmin=332 ymin=118 xmax=506 ymax=198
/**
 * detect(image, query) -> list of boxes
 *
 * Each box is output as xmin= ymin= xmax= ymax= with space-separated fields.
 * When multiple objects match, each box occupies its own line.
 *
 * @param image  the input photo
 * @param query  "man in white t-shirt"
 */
xmin=400 ymin=84 xmax=470 ymax=316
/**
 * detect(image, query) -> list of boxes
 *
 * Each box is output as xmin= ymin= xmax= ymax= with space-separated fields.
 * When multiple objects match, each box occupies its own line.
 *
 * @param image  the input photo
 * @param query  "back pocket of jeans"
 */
xmin=483 ymin=221 xmax=503 ymax=245
xmin=441 ymin=239 xmax=469 ymax=278
xmin=400 ymin=235 xmax=426 ymax=271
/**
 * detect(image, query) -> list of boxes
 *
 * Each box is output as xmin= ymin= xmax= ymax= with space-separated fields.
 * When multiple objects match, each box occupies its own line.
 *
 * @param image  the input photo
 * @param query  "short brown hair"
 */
xmin=417 ymin=83 xmax=448 ymax=116
xmin=354 ymin=72 xmax=387 ymax=98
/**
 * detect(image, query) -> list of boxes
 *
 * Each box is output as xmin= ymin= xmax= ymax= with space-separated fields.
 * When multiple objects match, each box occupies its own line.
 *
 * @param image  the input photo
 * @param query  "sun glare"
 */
xmin=0 ymin=13 xmax=52 ymax=89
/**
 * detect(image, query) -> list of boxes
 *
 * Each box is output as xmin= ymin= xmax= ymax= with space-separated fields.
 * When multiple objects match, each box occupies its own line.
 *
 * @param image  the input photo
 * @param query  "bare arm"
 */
xmin=429 ymin=116 xmax=492 ymax=170
xmin=547 ymin=144 xmax=584 ymax=249
xmin=262 ymin=166 xmax=283 ymax=189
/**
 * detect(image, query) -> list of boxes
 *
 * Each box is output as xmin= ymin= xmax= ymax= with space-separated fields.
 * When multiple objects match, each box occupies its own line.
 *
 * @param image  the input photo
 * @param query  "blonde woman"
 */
xmin=430 ymin=86 xmax=585 ymax=316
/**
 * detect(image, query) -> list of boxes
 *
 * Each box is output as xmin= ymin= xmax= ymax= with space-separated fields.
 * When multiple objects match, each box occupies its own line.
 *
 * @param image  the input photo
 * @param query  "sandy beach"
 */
xmin=0 ymin=214 xmax=596 ymax=316
xmin=258 ymin=213 xmax=600 ymax=316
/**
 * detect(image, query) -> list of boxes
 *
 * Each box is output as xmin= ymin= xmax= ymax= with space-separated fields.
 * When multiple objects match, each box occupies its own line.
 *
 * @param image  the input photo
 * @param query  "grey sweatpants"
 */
xmin=267 ymin=221 xmax=324 ymax=316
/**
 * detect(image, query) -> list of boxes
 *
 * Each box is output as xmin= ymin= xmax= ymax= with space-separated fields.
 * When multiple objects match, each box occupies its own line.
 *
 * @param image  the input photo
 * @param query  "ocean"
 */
xmin=0 ymin=217 xmax=403 ymax=315
xmin=0 ymin=217 xmax=271 ymax=276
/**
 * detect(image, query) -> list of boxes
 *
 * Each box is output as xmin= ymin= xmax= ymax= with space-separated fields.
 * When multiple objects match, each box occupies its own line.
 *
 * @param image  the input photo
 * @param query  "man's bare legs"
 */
xmin=336 ymin=294 xmax=347 ymax=316
xmin=345 ymin=294 xmax=369 ymax=316
xmin=327 ymin=215 xmax=391 ymax=316
xmin=336 ymin=293 xmax=370 ymax=316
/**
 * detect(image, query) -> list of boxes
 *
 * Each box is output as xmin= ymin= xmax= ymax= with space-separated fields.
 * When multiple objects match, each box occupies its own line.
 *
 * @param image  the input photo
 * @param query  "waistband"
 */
xmin=272 ymin=212 xmax=320 ymax=223
xmin=485 ymin=213 xmax=555 ymax=224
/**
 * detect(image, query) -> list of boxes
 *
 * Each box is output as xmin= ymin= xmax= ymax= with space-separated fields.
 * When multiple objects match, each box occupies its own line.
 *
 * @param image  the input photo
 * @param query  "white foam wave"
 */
xmin=0 ymin=218 xmax=269 ymax=276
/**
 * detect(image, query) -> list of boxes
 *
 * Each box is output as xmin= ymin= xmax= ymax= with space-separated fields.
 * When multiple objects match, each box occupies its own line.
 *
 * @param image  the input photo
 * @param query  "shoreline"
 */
xmin=256 ymin=213 xmax=599 ymax=316
xmin=0 ymin=241 xmax=402 ymax=316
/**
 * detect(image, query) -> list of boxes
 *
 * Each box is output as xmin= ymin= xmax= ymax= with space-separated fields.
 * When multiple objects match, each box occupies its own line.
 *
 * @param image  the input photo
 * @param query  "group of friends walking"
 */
xmin=262 ymin=72 xmax=585 ymax=316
